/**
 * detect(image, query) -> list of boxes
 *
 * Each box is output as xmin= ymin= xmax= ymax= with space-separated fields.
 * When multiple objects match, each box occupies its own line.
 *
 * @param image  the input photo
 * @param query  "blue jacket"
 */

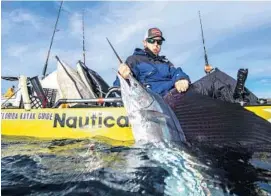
xmin=113 ymin=48 xmax=190 ymax=96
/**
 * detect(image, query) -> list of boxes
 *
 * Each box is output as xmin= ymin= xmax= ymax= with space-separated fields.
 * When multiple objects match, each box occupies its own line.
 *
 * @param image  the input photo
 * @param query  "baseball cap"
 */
xmin=144 ymin=27 xmax=165 ymax=41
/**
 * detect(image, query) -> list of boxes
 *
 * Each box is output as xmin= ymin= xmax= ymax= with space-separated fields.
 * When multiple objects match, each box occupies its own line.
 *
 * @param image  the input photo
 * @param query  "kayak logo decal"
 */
xmin=1 ymin=112 xmax=53 ymax=120
xmin=53 ymin=113 xmax=130 ymax=129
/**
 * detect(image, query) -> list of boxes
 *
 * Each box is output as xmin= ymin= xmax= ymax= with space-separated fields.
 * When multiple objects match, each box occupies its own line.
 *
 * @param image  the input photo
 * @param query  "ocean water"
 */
xmin=1 ymin=136 xmax=271 ymax=196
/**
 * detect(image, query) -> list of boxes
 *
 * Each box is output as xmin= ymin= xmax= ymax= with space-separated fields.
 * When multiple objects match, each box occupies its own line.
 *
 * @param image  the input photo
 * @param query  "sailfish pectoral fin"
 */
xmin=139 ymin=109 xmax=170 ymax=124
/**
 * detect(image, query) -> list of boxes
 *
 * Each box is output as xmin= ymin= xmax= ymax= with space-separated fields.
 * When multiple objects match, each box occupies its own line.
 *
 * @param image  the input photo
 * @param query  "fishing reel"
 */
xmin=233 ymin=68 xmax=249 ymax=105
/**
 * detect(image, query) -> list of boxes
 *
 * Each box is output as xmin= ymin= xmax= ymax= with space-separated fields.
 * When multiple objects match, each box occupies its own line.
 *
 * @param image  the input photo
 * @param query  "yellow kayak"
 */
xmin=1 ymin=105 xmax=271 ymax=146
xmin=245 ymin=105 xmax=271 ymax=122
xmin=1 ymin=107 xmax=134 ymax=146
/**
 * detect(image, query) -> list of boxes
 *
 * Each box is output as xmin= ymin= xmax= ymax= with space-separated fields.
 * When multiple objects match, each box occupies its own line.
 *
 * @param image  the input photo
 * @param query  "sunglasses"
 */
xmin=146 ymin=38 xmax=163 ymax=45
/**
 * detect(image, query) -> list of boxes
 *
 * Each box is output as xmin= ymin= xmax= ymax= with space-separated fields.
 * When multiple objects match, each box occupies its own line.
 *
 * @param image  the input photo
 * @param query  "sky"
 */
xmin=1 ymin=1 xmax=271 ymax=98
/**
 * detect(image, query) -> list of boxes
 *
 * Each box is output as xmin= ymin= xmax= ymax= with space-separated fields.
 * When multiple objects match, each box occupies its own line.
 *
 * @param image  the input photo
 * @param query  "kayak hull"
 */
xmin=1 ymin=105 xmax=271 ymax=146
xmin=1 ymin=107 xmax=134 ymax=146
xmin=245 ymin=105 xmax=271 ymax=122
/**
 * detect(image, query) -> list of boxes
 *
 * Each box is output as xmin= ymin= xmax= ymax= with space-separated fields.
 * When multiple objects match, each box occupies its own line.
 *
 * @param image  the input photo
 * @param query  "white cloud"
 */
xmin=254 ymin=91 xmax=271 ymax=99
xmin=68 ymin=12 xmax=82 ymax=37
xmin=259 ymin=79 xmax=271 ymax=85
xmin=6 ymin=45 xmax=28 ymax=58
xmin=8 ymin=9 xmax=42 ymax=30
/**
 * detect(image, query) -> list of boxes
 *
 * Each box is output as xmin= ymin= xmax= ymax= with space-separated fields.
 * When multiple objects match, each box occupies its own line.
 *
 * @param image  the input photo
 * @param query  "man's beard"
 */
xmin=145 ymin=47 xmax=159 ymax=56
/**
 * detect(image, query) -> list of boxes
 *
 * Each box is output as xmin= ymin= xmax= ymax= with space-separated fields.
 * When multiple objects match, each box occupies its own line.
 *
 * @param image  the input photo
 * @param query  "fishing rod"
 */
xmin=42 ymin=1 xmax=63 ymax=79
xmin=198 ymin=11 xmax=212 ymax=74
xmin=106 ymin=37 xmax=123 ymax=64
xmin=82 ymin=9 xmax=86 ymax=65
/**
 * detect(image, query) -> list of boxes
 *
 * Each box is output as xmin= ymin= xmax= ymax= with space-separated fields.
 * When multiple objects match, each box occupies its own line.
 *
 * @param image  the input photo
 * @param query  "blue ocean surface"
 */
xmin=1 ymin=136 xmax=271 ymax=196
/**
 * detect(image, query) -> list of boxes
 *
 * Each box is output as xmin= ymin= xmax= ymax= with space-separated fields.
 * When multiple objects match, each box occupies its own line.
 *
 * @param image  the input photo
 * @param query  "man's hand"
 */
xmin=204 ymin=64 xmax=213 ymax=73
xmin=175 ymin=79 xmax=189 ymax=93
xmin=118 ymin=63 xmax=131 ymax=79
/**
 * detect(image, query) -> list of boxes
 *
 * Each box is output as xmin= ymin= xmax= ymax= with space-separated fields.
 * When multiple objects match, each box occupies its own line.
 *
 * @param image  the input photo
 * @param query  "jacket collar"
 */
xmin=133 ymin=48 xmax=169 ymax=63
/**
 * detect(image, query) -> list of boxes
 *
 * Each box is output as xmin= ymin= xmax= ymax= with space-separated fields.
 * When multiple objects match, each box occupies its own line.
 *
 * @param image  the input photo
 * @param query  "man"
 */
xmin=114 ymin=27 xmax=258 ymax=104
xmin=113 ymin=27 xmax=270 ymax=148
xmin=113 ymin=27 xmax=190 ymax=96
xmin=4 ymin=85 xmax=15 ymax=98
